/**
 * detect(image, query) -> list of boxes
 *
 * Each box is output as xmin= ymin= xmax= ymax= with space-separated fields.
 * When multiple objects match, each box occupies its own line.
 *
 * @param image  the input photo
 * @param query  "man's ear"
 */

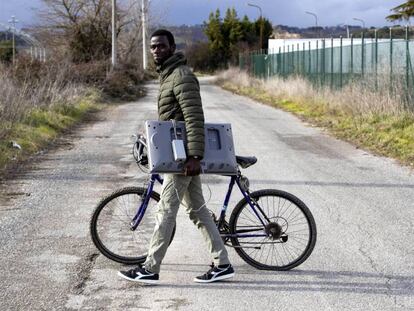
xmin=171 ymin=44 xmax=176 ymax=54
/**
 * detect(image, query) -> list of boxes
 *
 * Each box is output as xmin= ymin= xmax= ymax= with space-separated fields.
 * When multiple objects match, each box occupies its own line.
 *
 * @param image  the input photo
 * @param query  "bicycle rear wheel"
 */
xmin=229 ymin=189 xmax=317 ymax=270
xmin=90 ymin=187 xmax=175 ymax=265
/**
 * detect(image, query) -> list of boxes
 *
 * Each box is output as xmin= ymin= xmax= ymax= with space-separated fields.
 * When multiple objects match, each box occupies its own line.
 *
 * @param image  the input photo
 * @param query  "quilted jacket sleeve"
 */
xmin=173 ymin=67 xmax=205 ymax=158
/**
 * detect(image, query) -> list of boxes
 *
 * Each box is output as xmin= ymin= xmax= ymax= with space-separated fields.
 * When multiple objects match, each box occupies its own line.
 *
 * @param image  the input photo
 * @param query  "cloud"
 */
xmin=2 ymin=0 xmax=405 ymax=29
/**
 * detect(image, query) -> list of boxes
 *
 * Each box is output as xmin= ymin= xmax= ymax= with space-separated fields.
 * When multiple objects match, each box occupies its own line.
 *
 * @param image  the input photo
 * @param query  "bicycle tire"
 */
xmin=229 ymin=189 xmax=317 ymax=271
xmin=90 ymin=186 xmax=176 ymax=265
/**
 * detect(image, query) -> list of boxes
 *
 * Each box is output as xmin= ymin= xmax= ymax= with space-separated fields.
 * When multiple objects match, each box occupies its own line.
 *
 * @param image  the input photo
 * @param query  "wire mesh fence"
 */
xmin=240 ymin=29 xmax=414 ymax=109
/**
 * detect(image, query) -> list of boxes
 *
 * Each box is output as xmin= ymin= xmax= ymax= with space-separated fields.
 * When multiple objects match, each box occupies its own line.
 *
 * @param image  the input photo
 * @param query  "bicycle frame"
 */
xmin=130 ymin=172 xmax=271 ymax=240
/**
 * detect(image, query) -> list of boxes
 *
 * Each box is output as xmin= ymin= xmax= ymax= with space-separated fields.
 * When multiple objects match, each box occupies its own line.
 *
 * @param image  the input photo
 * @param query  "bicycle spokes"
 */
xmin=230 ymin=190 xmax=316 ymax=270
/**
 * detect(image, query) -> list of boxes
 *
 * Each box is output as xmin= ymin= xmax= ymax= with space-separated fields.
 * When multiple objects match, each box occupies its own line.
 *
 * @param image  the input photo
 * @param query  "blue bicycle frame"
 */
xmin=130 ymin=173 xmax=270 ymax=240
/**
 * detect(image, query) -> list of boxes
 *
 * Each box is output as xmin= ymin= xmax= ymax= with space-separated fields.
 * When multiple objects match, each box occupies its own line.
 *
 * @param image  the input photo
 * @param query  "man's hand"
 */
xmin=184 ymin=157 xmax=201 ymax=176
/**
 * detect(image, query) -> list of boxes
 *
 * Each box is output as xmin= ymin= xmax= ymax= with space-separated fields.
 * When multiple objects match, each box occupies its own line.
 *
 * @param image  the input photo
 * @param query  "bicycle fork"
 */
xmin=130 ymin=174 xmax=162 ymax=230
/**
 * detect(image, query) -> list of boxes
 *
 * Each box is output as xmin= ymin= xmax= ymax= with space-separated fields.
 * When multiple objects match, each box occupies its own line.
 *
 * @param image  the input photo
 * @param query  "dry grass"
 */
xmin=216 ymin=67 xmax=414 ymax=165
xmin=0 ymin=59 xmax=104 ymax=172
xmin=0 ymin=55 xmax=147 ymax=172
xmin=0 ymin=60 xmax=92 ymax=139
xmin=217 ymin=67 xmax=409 ymax=117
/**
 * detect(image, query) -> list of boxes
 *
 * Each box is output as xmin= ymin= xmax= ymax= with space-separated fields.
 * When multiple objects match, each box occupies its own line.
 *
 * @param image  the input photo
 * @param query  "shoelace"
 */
xmin=133 ymin=264 xmax=145 ymax=274
xmin=202 ymin=263 xmax=216 ymax=276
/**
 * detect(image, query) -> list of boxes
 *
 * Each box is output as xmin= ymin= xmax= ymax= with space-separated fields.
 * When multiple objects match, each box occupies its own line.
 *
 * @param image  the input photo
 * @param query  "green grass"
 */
xmin=0 ymin=90 xmax=104 ymax=171
xmin=220 ymin=81 xmax=414 ymax=167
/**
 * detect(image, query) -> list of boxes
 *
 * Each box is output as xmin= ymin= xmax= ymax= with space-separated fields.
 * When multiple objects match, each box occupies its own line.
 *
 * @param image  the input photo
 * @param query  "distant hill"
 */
xmin=151 ymin=24 xmax=208 ymax=50
xmin=0 ymin=31 xmax=28 ymax=47
xmin=273 ymin=24 xmax=410 ymax=39
xmin=274 ymin=24 xmax=362 ymax=38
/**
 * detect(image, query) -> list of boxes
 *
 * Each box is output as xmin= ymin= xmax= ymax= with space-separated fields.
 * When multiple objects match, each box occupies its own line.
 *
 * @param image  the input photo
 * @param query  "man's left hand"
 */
xmin=184 ymin=157 xmax=201 ymax=176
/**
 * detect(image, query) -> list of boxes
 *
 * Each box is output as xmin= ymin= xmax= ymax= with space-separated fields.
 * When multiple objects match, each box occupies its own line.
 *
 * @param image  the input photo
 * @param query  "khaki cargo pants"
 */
xmin=144 ymin=174 xmax=230 ymax=273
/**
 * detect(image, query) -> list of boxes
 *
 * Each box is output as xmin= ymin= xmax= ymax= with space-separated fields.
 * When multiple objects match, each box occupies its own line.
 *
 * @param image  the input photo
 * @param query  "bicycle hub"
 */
xmin=265 ymin=222 xmax=282 ymax=240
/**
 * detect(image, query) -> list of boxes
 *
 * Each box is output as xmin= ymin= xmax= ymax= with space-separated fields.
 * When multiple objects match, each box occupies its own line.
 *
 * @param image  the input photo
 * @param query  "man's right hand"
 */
xmin=183 ymin=157 xmax=201 ymax=176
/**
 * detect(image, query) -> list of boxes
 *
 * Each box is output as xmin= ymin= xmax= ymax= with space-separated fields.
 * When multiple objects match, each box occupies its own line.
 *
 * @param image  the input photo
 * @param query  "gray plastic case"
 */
xmin=145 ymin=120 xmax=238 ymax=175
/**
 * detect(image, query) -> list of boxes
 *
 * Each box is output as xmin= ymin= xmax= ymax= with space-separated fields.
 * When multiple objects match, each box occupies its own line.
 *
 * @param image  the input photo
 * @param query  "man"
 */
xmin=118 ymin=29 xmax=234 ymax=284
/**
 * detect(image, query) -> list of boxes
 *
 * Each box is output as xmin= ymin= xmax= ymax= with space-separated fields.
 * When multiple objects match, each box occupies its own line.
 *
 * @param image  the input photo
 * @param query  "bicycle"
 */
xmin=90 ymin=134 xmax=317 ymax=271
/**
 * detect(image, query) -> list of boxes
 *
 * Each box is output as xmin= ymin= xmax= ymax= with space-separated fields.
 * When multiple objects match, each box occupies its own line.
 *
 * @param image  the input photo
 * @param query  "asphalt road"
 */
xmin=1 ymin=77 xmax=413 ymax=311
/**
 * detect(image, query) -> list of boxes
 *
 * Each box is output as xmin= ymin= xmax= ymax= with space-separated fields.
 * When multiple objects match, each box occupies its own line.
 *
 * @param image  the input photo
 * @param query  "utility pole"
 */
xmin=247 ymin=3 xmax=263 ymax=50
xmin=111 ymin=0 xmax=117 ymax=69
xmin=353 ymin=17 xmax=366 ymax=30
xmin=8 ymin=16 xmax=18 ymax=65
xmin=142 ymin=0 xmax=149 ymax=70
xmin=339 ymin=23 xmax=350 ymax=39
xmin=305 ymin=11 xmax=319 ymax=37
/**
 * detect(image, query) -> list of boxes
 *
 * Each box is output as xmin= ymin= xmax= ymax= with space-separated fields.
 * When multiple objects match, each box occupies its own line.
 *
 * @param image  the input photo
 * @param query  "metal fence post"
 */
xmin=375 ymin=29 xmax=378 ymax=91
xmin=292 ymin=44 xmax=295 ymax=74
xmin=361 ymin=31 xmax=365 ymax=78
xmin=350 ymin=34 xmax=354 ymax=78
xmin=272 ymin=49 xmax=274 ymax=75
xmin=340 ymin=36 xmax=343 ymax=88
xmin=316 ymin=40 xmax=319 ymax=82
xmin=406 ymin=25 xmax=409 ymax=95
xmin=278 ymin=47 xmax=281 ymax=75
xmin=302 ymin=42 xmax=306 ymax=75
xmin=322 ymin=39 xmax=326 ymax=85
xmin=405 ymin=25 xmax=411 ymax=106
xmin=308 ymin=41 xmax=311 ymax=76
xmin=331 ymin=37 xmax=334 ymax=89
xmin=286 ymin=45 xmax=290 ymax=76
xmin=390 ymin=27 xmax=393 ymax=94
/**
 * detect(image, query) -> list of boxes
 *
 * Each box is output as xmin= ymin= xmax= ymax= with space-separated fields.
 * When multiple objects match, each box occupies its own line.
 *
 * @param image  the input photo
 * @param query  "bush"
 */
xmin=103 ymin=65 xmax=145 ymax=100
xmin=70 ymin=61 xmax=109 ymax=84
xmin=9 ymin=55 xmax=145 ymax=100
xmin=0 ymin=41 xmax=13 ymax=63
xmin=186 ymin=42 xmax=226 ymax=72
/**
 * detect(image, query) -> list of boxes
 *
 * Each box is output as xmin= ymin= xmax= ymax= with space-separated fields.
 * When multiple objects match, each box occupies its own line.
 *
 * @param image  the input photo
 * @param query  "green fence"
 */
xmin=240 ymin=30 xmax=414 ymax=108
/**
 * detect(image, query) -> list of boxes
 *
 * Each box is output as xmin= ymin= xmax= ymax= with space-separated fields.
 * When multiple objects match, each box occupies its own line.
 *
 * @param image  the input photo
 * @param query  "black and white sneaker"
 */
xmin=194 ymin=264 xmax=235 ymax=283
xmin=118 ymin=265 xmax=159 ymax=284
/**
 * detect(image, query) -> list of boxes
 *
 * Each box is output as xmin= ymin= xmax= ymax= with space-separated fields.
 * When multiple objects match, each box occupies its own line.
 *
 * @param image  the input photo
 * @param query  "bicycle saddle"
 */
xmin=236 ymin=156 xmax=257 ymax=169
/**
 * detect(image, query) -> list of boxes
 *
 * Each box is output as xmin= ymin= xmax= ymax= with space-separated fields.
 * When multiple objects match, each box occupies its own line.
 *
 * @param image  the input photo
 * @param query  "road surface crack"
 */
xmin=72 ymin=252 xmax=99 ymax=295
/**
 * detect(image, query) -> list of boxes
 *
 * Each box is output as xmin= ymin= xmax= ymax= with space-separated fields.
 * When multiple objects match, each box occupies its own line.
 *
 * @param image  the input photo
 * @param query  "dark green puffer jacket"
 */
xmin=157 ymin=52 xmax=205 ymax=158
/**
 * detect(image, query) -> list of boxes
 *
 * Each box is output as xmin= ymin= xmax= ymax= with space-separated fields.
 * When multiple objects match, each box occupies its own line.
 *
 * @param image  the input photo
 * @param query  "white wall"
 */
xmin=268 ymin=38 xmax=402 ymax=53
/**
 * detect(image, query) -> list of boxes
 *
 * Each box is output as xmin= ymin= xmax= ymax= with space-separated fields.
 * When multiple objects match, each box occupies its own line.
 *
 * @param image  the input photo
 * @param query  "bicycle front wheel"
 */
xmin=90 ymin=187 xmax=175 ymax=265
xmin=229 ymin=189 xmax=317 ymax=270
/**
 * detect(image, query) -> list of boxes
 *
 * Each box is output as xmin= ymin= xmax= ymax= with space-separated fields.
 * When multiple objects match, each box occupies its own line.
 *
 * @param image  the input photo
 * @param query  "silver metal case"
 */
xmin=145 ymin=120 xmax=238 ymax=174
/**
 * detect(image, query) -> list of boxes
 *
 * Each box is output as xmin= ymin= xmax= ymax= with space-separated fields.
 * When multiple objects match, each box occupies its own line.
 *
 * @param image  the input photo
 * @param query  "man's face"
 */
xmin=150 ymin=35 xmax=175 ymax=66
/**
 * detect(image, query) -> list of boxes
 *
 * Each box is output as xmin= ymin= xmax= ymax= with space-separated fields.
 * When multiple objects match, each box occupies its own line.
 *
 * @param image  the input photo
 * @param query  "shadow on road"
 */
xmin=154 ymin=264 xmax=414 ymax=296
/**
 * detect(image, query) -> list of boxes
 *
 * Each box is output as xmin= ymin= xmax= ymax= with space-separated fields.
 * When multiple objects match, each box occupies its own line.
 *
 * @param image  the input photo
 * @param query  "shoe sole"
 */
xmin=117 ymin=271 xmax=159 ymax=284
xmin=193 ymin=272 xmax=235 ymax=283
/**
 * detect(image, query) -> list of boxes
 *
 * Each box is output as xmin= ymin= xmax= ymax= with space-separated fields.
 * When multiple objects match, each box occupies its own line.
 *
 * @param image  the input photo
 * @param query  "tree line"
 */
xmin=387 ymin=1 xmax=414 ymax=22
xmin=186 ymin=7 xmax=272 ymax=72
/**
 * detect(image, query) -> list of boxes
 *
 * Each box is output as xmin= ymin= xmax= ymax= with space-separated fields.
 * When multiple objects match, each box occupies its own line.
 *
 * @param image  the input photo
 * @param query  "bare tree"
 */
xmin=37 ymin=0 xmax=134 ymax=62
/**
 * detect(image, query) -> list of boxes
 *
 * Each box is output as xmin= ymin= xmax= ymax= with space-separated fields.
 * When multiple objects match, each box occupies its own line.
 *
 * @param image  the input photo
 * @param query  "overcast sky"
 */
xmin=0 ymin=0 xmax=407 ymax=30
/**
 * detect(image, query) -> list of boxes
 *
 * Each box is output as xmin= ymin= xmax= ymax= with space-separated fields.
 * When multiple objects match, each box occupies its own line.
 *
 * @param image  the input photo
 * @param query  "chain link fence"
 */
xmin=240 ymin=29 xmax=414 ymax=109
